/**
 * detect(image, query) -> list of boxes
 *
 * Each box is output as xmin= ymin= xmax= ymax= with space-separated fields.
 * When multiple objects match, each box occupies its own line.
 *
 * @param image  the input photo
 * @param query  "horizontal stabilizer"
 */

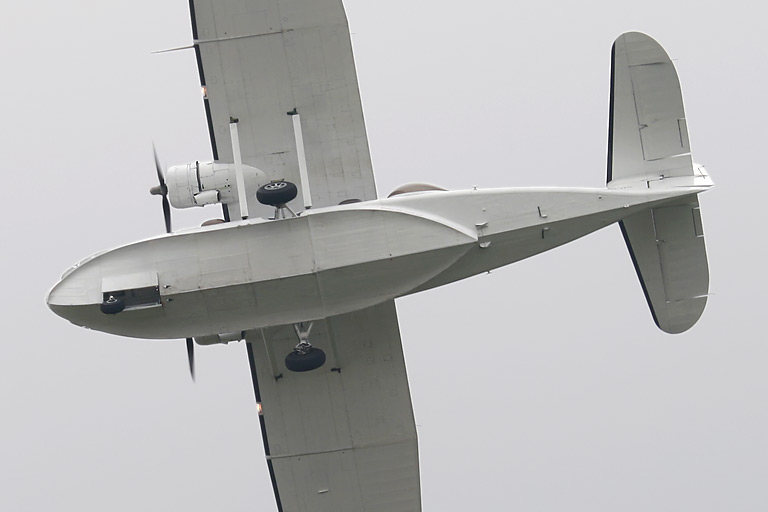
xmin=608 ymin=32 xmax=700 ymax=189
xmin=620 ymin=195 xmax=709 ymax=333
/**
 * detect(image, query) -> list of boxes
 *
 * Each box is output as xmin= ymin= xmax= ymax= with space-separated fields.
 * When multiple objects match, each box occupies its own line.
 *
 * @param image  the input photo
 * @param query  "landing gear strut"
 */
xmin=285 ymin=322 xmax=326 ymax=372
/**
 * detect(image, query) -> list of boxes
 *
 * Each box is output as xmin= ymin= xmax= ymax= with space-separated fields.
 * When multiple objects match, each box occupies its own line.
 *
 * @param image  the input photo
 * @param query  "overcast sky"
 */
xmin=2 ymin=0 xmax=766 ymax=510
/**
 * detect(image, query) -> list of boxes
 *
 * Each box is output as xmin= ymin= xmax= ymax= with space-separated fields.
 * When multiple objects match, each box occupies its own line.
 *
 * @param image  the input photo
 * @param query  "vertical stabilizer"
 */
xmin=609 ymin=33 xmax=711 ymax=333
xmin=620 ymin=195 xmax=709 ymax=333
xmin=608 ymin=32 xmax=702 ymax=189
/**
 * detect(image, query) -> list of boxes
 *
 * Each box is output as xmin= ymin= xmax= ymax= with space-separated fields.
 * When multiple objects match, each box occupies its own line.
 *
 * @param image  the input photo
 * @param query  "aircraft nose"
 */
xmin=46 ymin=262 xmax=102 ymax=324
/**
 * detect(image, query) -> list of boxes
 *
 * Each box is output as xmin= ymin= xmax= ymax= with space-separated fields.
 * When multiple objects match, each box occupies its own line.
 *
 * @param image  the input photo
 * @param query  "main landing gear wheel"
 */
xmin=285 ymin=322 xmax=326 ymax=372
xmin=100 ymin=295 xmax=125 ymax=315
xmin=257 ymin=180 xmax=298 ymax=206
xmin=285 ymin=344 xmax=326 ymax=372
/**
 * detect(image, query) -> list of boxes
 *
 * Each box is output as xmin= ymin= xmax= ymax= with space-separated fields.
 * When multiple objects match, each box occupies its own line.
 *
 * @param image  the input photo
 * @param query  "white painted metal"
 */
xmin=195 ymin=331 xmax=243 ymax=345
xmin=47 ymin=184 xmax=709 ymax=340
xmin=291 ymin=113 xmax=313 ymax=209
xmin=229 ymin=120 xmax=249 ymax=219
xmin=165 ymin=161 xmax=265 ymax=208
xmin=247 ymin=302 xmax=420 ymax=511
xmin=191 ymin=0 xmax=376 ymax=217
xmin=101 ymin=272 xmax=157 ymax=294
xmin=192 ymin=189 xmax=219 ymax=206
xmin=608 ymin=32 xmax=711 ymax=332
xmin=620 ymin=195 xmax=709 ymax=333
xmin=608 ymin=32 xmax=695 ymax=188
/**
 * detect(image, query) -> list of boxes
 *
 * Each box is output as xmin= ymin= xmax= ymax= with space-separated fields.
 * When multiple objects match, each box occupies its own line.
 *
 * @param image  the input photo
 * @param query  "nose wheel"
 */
xmin=100 ymin=295 xmax=125 ymax=315
xmin=285 ymin=322 xmax=326 ymax=372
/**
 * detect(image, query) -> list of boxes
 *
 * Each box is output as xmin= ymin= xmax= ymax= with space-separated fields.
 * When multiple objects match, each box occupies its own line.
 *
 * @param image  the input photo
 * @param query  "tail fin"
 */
xmin=607 ymin=32 xmax=712 ymax=190
xmin=620 ymin=196 xmax=709 ymax=333
xmin=608 ymin=33 xmax=711 ymax=333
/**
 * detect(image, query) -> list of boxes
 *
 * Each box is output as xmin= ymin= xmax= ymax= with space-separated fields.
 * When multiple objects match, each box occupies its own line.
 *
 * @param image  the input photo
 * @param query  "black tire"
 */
xmin=285 ymin=347 xmax=326 ymax=372
xmin=257 ymin=181 xmax=298 ymax=206
xmin=100 ymin=297 xmax=125 ymax=315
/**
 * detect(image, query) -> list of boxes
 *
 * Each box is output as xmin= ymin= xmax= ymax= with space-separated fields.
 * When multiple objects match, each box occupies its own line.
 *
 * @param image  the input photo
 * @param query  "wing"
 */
xmin=188 ymin=3 xmax=420 ymax=507
xmin=189 ymin=0 xmax=377 ymax=218
xmin=245 ymin=301 xmax=421 ymax=511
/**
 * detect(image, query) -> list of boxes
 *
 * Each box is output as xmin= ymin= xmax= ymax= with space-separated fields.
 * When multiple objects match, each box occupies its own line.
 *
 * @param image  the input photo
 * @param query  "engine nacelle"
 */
xmin=165 ymin=161 xmax=266 ymax=209
xmin=194 ymin=332 xmax=244 ymax=345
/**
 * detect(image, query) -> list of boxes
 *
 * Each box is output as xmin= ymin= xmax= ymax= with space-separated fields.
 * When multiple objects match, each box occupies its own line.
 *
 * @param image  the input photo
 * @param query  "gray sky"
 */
xmin=2 ymin=0 xmax=766 ymax=510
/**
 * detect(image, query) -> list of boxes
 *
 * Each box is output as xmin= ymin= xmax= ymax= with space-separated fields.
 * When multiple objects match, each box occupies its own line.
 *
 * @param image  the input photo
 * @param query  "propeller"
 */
xmin=150 ymin=148 xmax=192 ymax=381
xmin=149 ymin=144 xmax=172 ymax=234
xmin=149 ymin=148 xmax=191 ymax=379
xmin=186 ymin=337 xmax=195 ymax=381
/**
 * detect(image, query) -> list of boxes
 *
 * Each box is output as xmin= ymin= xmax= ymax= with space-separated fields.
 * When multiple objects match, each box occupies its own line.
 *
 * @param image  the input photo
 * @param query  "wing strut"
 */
xmin=288 ymin=110 xmax=312 ymax=210
xmin=229 ymin=117 xmax=249 ymax=219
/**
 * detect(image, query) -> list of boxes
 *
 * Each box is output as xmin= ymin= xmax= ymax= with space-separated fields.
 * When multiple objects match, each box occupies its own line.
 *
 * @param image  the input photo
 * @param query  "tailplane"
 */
xmin=608 ymin=32 xmax=711 ymax=333
xmin=619 ymin=196 xmax=709 ymax=333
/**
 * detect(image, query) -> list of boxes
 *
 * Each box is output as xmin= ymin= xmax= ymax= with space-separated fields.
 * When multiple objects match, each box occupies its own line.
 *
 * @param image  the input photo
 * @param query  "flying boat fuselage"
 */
xmin=47 ymin=186 xmax=692 ymax=340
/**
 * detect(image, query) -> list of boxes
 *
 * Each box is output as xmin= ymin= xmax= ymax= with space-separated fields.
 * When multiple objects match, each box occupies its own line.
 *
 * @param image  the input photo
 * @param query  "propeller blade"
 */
xmin=162 ymin=195 xmax=172 ymax=234
xmin=153 ymin=143 xmax=166 ymax=188
xmin=151 ymin=144 xmax=172 ymax=233
xmin=186 ymin=338 xmax=195 ymax=381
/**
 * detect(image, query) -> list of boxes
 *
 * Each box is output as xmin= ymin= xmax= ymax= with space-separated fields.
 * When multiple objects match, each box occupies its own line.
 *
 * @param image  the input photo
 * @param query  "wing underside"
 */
xmin=245 ymin=301 xmax=421 ymax=511
xmin=189 ymin=0 xmax=378 ymax=218
xmin=189 ymin=3 xmax=420 ymax=508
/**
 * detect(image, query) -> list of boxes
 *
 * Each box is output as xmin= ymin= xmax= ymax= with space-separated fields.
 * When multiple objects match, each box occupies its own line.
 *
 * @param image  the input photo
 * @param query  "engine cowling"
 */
xmin=165 ymin=161 xmax=266 ymax=209
xmin=194 ymin=332 xmax=244 ymax=345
